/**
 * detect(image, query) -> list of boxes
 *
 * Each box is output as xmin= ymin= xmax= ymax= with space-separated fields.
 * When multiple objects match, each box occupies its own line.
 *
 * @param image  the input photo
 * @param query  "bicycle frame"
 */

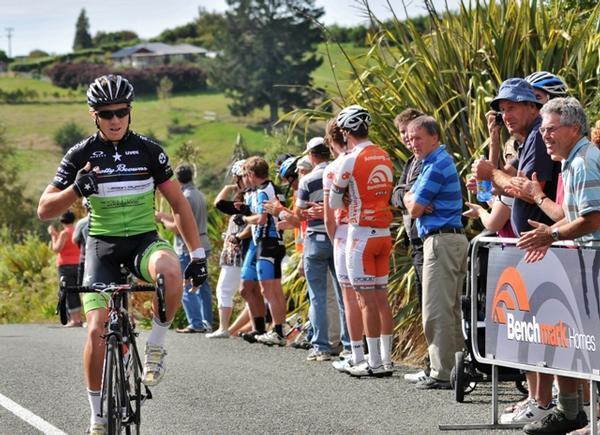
xmin=62 ymin=274 xmax=166 ymax=434
xmin=99 ymin=287 xmax=151 ymax=432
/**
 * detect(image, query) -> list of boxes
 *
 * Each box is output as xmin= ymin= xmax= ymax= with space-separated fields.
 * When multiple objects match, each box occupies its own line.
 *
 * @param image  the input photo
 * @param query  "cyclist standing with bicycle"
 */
xmin=37 ymin=74 xmax=208 ymax=435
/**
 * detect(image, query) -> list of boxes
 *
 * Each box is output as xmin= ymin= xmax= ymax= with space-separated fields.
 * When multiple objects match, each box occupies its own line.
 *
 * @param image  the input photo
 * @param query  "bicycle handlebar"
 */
xmin=58 ymin=273 xmax=168 ymax=323
xmin=62 ymin=283 xmax=157 ymax=293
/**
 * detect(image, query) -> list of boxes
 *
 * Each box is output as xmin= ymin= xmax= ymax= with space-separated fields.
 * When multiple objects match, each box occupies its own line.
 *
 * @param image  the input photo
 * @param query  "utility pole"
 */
xmin=6 ymin=27 xmax=13 ymax=58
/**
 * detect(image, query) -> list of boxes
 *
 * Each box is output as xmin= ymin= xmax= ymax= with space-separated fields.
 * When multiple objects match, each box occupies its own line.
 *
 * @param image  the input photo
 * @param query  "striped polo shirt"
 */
xmin=410 ymin=144 xmax=464 ymax=239
xmin=296 ymin=161 xmax=328 ymax=233
xmin=561 ymin=137 xmax=600 ymax=246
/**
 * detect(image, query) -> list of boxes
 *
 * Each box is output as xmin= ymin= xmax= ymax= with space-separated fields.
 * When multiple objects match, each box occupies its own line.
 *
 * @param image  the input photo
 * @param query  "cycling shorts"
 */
xmin=256 ymin=238 xmax=286 ymax=281
xmin=346 ymin=226 xmax=391 ymax=291
xmin=333 ymin=224 xmax=350 ymax=287
xmin=82 ymin=231 xmax=174 ymax=313
xmin=241 ymin=239 xmax=258 ymax=282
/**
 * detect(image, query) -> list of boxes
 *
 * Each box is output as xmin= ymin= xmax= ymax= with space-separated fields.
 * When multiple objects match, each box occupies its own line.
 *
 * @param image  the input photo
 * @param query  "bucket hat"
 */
xmin=491 ymin=78 xmax=543 ymax=111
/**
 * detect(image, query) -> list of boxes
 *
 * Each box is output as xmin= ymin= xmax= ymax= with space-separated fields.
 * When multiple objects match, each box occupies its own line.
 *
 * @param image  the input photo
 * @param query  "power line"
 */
xmin=6 ymin=27 xmax=14 ymax=58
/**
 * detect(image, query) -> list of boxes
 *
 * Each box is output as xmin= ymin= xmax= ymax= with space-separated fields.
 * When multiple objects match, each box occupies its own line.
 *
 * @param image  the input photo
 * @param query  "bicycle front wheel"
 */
xmin=125 ymin=333 xmax=141 ymax=435
xmin=106 ymin=335 xmax=123 ymax=435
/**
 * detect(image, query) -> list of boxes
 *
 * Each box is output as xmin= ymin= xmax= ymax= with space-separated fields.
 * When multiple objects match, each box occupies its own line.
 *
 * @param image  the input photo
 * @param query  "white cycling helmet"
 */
xmin=336 ymin=104 xmax=371 ymax=132
xmin=230 ymin=159 xmax=246 ymax=177
xmin=525 ymin=71 xmax=568 ymax=97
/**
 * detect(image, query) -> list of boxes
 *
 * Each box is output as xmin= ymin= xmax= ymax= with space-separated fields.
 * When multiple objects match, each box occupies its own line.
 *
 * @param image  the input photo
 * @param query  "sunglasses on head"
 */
xmin=95 ymin=107 xmax=130 ymax=120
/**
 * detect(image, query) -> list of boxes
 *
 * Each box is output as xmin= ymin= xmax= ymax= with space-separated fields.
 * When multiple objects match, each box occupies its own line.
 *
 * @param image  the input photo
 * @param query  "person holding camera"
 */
xmin=471 ymin=78 xmax=562 ymax=425
xmin=471 ymin=78 xmax=561 ymax=237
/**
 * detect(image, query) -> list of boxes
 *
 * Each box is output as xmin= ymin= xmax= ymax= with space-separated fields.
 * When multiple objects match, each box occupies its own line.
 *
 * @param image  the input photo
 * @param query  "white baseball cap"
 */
xmin=305 ymin=136 xmax=326 ymax=153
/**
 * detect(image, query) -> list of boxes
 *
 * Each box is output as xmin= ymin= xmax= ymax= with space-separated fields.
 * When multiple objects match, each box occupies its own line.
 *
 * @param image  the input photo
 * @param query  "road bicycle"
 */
xmin=59 ymin=273 xmax=167 ymax=435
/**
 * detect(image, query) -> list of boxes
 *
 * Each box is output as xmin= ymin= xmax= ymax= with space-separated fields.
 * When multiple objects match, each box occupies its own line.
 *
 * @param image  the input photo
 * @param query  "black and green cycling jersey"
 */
xmin=51 ymin=131 xmax=173 ymax=237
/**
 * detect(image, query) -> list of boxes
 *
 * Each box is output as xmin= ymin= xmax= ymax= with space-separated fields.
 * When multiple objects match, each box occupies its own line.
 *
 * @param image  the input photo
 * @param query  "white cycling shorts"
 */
xmin=333 ymin=224 xmax=350 ymax=287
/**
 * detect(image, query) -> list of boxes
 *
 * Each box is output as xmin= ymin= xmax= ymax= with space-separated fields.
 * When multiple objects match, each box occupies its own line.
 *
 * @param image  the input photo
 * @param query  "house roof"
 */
xmin=112 ymin=42 xmax=208 ymax=58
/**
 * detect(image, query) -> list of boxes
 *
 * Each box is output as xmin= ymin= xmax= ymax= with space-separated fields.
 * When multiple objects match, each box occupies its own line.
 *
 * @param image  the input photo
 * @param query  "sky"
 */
xmin=0 ymin=0 xmax=461 ymax=57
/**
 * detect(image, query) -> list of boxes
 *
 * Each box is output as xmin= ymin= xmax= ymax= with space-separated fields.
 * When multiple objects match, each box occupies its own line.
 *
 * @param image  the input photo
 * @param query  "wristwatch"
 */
xmin=535 ymin=195 xmax=547 ymax=206
xmin=551 ymin=228 xmax=560 ymax=241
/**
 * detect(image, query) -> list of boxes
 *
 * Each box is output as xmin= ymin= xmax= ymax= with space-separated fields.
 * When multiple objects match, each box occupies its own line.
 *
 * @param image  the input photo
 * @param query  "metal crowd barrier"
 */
xmin=440 ymin=236 xmax=599 ymax=433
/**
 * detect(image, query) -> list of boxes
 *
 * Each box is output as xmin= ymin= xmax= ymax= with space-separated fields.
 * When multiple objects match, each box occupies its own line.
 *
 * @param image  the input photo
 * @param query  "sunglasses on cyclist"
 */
xmin=95 ymin=108 xmax=131 ymax=120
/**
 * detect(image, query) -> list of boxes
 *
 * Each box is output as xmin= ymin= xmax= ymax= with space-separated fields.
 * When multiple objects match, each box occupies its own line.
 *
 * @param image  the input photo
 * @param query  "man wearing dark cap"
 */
xmin=473 ymin=78 xmax=561 ymax=236
xmin=157 ymin=164 xmax=213 ymax=333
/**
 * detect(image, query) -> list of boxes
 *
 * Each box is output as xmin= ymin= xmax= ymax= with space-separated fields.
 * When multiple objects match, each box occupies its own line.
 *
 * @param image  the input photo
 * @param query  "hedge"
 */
xmin=46 ymin=62 xmax=208 ymax=94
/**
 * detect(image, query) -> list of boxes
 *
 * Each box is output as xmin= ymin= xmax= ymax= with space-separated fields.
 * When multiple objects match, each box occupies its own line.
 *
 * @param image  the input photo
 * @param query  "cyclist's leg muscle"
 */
xmin=83 ymin=307 xmax=108 ymax=391
xmin=147 ymin=249 xmax=181 ymax=321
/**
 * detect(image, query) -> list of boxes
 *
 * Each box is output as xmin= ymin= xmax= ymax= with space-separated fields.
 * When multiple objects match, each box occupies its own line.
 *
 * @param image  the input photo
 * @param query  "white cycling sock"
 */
xmin=87 ymin=389 xmax=105 ymax=425
xmin=146 ymin=316 xmax=172 ymax=347
xmin=366 ymin=336 xmax=382 ymax=367
xmin=380 ymin=334 xmax=392 ymax=365
xmin=351 ymin=340 xmax=364 ymax=364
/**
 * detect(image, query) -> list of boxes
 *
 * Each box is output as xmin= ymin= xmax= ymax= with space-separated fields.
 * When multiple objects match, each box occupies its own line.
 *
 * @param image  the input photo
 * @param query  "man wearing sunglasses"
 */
xmin=37 ymin=74 xmax=208 ymax=435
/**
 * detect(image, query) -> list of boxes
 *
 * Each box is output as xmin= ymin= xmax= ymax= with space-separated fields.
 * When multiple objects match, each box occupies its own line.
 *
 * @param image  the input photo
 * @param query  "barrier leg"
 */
xmin=492 ymin=364 xmax=498 ymax=424
xmin=592 ymin=381 xmax=597 ymax=435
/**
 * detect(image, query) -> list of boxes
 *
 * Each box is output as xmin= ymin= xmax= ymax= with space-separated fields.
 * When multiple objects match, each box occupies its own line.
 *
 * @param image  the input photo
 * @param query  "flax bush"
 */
xmin=284 ymin=0 xmax=600 ymax=363
xmin=0 ymin=231 xmax=58 ymax=323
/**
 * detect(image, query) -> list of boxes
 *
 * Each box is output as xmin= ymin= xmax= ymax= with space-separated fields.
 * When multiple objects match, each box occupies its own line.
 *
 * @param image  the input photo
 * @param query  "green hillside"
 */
xmin=0 ymin=84 xmax=274 ymax=198
xmin=0 ymin=42 xmax=366 ymax=200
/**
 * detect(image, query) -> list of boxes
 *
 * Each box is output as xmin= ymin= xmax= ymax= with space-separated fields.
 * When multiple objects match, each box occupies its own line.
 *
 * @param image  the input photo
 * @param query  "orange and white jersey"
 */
xmin=322 ymin=153 xmax=349 ymax=225
xmin=329 ymin=141 xmax=393 ymax=228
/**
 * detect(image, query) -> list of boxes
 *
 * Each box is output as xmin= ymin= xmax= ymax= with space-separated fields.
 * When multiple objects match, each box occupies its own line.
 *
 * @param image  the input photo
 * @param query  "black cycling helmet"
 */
xmin=524 ymin=71 xmax=568 ymax=97
xmin=87 ymin=74 xmax=135 ymax=108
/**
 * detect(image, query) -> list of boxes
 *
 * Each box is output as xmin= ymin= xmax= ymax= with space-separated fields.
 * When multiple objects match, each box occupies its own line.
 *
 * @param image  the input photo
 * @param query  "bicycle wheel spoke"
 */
xmin=106 ymin=336 xmax=122 ymax=435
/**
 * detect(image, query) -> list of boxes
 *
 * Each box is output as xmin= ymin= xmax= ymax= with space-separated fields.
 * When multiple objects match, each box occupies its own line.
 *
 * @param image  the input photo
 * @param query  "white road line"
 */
xmin=0 ymin=392 xmax=67 ymax=435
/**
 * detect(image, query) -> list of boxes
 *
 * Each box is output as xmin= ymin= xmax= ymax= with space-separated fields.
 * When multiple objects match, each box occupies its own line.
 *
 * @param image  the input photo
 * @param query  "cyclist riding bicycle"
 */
xmin=37 ymin=74 xmax=208 ymax=435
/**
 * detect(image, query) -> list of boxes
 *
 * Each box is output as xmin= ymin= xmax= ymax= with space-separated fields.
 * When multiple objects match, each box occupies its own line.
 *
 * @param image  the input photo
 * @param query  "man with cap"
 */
xmin=472 ymin=78 xmax=561 ymax=236
xmin=157 ymin=164 xmax=213 ymax=333
xmin=472 ymin=78 xmax=561 ymax=423
xmin=293 ymin=137 xmax=350 ymax=361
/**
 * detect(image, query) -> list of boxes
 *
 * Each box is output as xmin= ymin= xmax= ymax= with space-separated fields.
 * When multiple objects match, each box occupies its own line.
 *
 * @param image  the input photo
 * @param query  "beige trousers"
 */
xmin=422 ymin=233 xmax=469 ymax=381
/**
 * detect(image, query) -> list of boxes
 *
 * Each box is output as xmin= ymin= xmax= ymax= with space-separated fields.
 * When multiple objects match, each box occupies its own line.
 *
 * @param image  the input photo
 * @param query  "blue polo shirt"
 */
xmin=562 ymin=137 xmax=600 ymax=246
xmin=410 ymin=145 xmax=463 ymax=239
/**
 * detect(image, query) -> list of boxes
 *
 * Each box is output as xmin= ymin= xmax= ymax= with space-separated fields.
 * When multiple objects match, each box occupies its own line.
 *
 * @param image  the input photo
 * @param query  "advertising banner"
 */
xmin=485 ymin=244 xmax=600 ymax=379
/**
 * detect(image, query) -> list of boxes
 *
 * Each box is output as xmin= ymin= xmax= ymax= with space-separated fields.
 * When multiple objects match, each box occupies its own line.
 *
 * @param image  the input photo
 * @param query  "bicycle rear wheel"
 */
xmin=106 ymin=335 xmax=123 ymax=435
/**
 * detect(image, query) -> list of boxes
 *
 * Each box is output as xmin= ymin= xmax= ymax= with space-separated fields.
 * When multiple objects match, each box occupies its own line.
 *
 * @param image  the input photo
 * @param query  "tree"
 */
xmin=28 ymin=49 xmax=49 ymax=58
xmin=73 ymin=9 xmax=93 ymax=51
xmin=0 ymin=50 xmax=8 ymax=63
xmin=213 ymin=0 xmax=324 ymax=124
xmin=92 ymin=30 xmax=138 ymax=47
xmin=0 ymin=127 xmax=36 ymax=236
xmin=154 ymin=8 xmax=226 ymax=50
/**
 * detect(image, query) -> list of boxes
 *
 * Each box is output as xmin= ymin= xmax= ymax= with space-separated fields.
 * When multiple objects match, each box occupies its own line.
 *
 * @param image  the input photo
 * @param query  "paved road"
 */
xmin=0 ymin=324 xmax=526 ymax=434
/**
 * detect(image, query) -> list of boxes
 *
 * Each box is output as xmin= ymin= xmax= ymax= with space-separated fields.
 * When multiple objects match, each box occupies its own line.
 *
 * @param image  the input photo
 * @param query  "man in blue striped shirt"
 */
xmin=403 ymin=115 xmax=469 ymax=389
xmin=296 ymin=137 xmax=349 ymax=361
xmin=517 ymin=97 xmax=600 ymax=435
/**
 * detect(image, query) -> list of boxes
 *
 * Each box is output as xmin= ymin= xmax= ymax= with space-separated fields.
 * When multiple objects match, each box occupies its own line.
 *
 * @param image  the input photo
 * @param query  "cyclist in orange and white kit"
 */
xmin=321 ymin=119 xmax=365 ymax=372
xmin=329 ymin=105 xmax=395 ymax=377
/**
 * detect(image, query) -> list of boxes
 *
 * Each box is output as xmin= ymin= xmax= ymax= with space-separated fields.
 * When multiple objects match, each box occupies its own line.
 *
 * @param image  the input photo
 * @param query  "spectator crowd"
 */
xmin=52 ymin=71 xmax=600 ymax=435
